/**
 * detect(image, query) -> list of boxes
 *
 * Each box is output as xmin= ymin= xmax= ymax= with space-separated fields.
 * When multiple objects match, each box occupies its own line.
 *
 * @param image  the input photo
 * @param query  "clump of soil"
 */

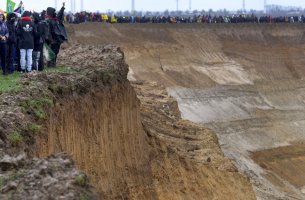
xmin=0 ymin=153 xmax=97 ymax=200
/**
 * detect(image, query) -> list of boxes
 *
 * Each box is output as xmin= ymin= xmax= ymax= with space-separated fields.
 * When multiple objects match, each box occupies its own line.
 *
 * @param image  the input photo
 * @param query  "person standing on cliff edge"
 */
xmin=0 ymin=12 xmax=9 ymax=75
xmin=16 ymin=11 xmax=37 ymax=73
xmin=45 ymin=2 xmax=68 ymax=67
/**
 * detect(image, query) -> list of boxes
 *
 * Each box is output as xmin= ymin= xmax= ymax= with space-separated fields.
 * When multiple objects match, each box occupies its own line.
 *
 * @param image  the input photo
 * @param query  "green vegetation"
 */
xmin=7 ymin=132 xmax=23 ymax=144
xmin=29 ymin=123 xmax=43 ymax=133
xmin=0 ymin=176 xmax=6 ymax=188
xmin=21 ymin=97 xmax=54 ymax=119
xmin=7 ymin=173 xmax=19 ymax=182
xmin=74 ymin=174 xmax=87 ymax=187
xmin=100 ymin=71 xmax=114 ymax=82
xmin=80 ymin=193 xmax=90 ymax=200
xmin=0 ymin=173 xmax=22 ymax=188
xmin=0 ymin=66 xmax=75 ymax=94
xmin=0 ymin=72 xmax=22 ymax=93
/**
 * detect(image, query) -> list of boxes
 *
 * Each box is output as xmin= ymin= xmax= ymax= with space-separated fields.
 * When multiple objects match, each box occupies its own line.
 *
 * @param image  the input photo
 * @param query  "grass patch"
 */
xmin=29 ymin=123 xmax=43 ymax=133
xmin=7 ymin=132 xmax=23 ymax=144
xmin=74 ymin=174 xmax=87 ymax=187
xmin=21 ymin=97 xmax=53 ymax=119
xmin=0 ymin=176 xmax=6 ymax=188
xmin=0 ymin=72 xmax=22 ymax=93
xmin=0 ymin=173 xmax=22 ymax=188
xmin=100 ymin=71 xmax=114 ymax=82
xmin=80 ymin=193 xmax=90 ymax=200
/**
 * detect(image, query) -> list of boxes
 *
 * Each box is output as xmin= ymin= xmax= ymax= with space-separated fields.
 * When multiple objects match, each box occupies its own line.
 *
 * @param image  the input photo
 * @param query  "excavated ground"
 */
xmin=2 ymin=23 xmax=304 ymax=199
xmin=0 ymin=42 xmax=255 ymax=199
xmin=54 ymin=44 xmax=255 ymax=199
xmin=0 ymin=45 xmax=126 ymax=199
xmin=66 ymin=23 xmax=305 ymax=199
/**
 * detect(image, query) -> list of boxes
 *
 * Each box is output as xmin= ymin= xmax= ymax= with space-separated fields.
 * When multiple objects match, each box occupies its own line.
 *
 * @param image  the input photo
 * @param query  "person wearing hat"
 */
xmin=0 ymin=12 xmax=9 ymax=75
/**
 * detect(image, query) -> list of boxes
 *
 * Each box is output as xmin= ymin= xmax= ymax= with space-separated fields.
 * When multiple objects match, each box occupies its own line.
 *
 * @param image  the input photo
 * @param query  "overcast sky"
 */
xmin=1 ymin=0 xmax=305 ymax=12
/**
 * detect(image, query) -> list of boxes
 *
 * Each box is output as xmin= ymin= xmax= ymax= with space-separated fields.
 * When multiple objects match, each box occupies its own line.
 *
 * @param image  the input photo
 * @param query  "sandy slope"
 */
xmin=52 ymin=44 xmax=255 ymax=199
xmin=67 ymin=23 xmax=305 ymax=199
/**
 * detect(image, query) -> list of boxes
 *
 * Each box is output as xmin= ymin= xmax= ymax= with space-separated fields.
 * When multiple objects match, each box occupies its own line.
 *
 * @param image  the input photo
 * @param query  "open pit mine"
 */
xmin=1 ymin=23 xmax=305 ymax=200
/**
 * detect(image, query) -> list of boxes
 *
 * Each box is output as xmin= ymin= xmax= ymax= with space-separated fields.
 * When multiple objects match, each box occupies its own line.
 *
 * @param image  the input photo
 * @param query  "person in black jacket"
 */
xmin=46 ymin=3 xmax=68 ymax=67
xmin=32 ymin=12 xmax=48 ymax=71
xmin=16 ymin=11 xmax=36 ymax=73
xmin=0 ymin=12 xmax=9 ymax=75
xmin=6 ymin=13 xmax=17 ymax=73
xmin=38 ymin=10 xmax=48 ymax=70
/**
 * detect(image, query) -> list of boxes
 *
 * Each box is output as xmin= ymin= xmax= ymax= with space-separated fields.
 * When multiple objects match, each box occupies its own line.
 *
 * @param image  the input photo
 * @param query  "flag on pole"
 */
xmin=14 ymin=1 xmax=24 ymax=14
xmin=6 ymin=0 xmax=16 ymax=13
xmin=43 ymin=43 xmax=56 ymax=62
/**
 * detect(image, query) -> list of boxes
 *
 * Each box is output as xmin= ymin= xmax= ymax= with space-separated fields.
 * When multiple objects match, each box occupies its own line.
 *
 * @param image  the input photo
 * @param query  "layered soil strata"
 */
xmin=52 ymin=44 xmax=255 ymax=199
xmin=66 ymin=23 xmax=305 ymax=199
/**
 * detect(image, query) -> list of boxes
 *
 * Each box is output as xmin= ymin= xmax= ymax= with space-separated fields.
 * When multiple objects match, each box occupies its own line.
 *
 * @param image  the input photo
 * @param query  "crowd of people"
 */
xmin=2 ymin=3 xmax=305 ymax=76
xmin=0 ymin=2 xmax=67 ymax=76
xmin=66 ymin=12 xmax=305 ymax=24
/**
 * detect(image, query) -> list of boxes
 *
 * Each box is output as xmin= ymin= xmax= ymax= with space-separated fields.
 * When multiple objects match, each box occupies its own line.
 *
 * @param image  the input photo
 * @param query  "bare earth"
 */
xmin=55 ymin=44 xmax=255 ymax=199
xmin=66 ymin=23 xmax=305 ymax=199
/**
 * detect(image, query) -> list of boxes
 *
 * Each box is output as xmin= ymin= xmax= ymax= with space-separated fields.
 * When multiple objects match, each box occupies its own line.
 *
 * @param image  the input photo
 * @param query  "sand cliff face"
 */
xmin=30 ymin=44 xmax=255 ymax=199
xmin=35 ymin=79 xmax=255 ymax=200
xmin=6 ymin=23 xmax=295 ymax=199
xmin=36 ymin=82 xmax=154 ymax=199
xmin=66 ymin=23 xmax=305 ymax=199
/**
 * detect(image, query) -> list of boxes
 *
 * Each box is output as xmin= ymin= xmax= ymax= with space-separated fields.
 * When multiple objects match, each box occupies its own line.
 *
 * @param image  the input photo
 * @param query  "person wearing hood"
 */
xmin=0 ymin=12 xmax=9 ymax=75
xmin=16 ymin=11 xmax=36 ymax=73
xmin=6 ymin=13 xmax=17 ymax=73
xmin=32 ymin=12 xmax=48 ymax=71
xmin=39 ymin=10 xmax=47 ymax=69
xmin=45 ymin=3 xmax=67 ymax=67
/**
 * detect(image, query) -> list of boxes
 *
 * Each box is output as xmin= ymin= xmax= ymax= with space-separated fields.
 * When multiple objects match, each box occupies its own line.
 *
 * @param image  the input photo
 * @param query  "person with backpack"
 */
xmin=45 ymin=3 xmax=67 ymax=67
xmin=16 ymin=11 xmax=36 ymax=73
xmin=0 ymin=12 xmax=9 ymax=75
xmin=6 ymin=13 xmax=17 ymax=74
xmin=32 ymin=12 xmax=48 ymax=71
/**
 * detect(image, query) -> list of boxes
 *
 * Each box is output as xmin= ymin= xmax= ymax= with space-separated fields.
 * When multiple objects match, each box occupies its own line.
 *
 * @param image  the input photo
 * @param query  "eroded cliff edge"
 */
xmin=0 ymin=45 xmax=255 ymax=199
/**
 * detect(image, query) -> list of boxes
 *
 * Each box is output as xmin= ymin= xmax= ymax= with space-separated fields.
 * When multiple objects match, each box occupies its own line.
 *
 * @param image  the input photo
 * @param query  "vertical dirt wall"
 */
xmin=36 ymin=82 xmax=156 ymax=199
xmin=33 ymin=77 xmax=256 ymax=200
xmin=30 ymin=43 xmax=256 ymax=200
